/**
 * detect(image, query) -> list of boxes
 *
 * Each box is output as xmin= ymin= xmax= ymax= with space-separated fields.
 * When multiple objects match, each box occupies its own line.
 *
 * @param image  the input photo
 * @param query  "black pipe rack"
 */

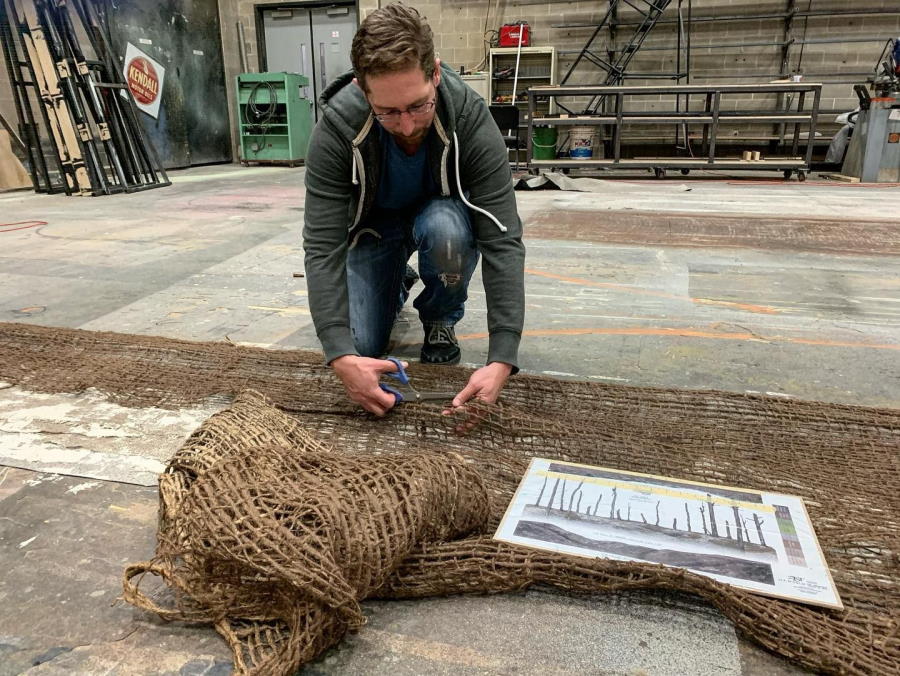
xmin=0 ymin=0 xmax=169 ymax=196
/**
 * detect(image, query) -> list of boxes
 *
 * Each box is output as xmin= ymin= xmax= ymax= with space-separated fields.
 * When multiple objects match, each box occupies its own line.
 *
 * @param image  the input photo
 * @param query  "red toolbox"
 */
xmin=499 ymin=22 xmax=530 ymax=47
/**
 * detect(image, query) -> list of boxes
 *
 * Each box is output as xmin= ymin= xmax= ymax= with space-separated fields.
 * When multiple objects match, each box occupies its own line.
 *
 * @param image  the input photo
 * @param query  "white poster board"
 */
xmin=122 ymin=43 xmax=165 ymax=119
xmin=494 ymin=458 xmax=842 ymax=609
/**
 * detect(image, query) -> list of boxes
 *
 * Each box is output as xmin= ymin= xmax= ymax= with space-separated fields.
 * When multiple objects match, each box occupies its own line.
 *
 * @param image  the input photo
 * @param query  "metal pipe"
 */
xmin=624 ymin=39 xmax=788 ymax=51
xmin=613 ymin=92 xmax=623 ymax=161
xmin=806 ymin=86 xmax=821 ymax=167
xmin=685 ymin=0 xmax=691 ymax=84
xmin=790 ymin=90 xmax=805 ymax=155
xmin=708 ymin=91 xmax=721 ymax=163
xmin=511 ymin=22 xmax=524 ymax=104
xmin=237 ymin=20 xmax=249 ymax=73
xmin=553 ymin=62 xmax=877 ymax=79
xmin=676 ymin=71 xmax=875 ymax=79
xmin=553 ymin=8 xmax=900 ymax=29
xmin=675 ymin=0 xmax=683 ymax=148
xmin=623 ymin=35 xmax=894 ymax=51
xmin=775 ymin=0 xmax=796 ymax=143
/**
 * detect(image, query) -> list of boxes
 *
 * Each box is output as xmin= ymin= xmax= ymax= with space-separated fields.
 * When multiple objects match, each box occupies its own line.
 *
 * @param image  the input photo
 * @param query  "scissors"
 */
xmin=379 ymin=357 xmax=457 ymax=404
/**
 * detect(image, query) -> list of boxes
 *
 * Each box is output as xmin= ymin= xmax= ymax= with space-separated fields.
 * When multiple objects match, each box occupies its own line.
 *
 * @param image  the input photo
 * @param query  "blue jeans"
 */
xmin=347 ymin=197 xmax=479 ymax=357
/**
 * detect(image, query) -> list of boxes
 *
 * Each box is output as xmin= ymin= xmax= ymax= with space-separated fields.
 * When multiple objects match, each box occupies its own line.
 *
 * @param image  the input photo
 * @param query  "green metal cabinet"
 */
xmin=237 ymin=72 xmax=313 ymax=165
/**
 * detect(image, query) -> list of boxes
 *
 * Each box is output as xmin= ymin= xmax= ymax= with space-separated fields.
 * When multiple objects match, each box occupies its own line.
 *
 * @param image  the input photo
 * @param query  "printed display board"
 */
xmin=495 ymin=458 xmax=842 ymax=609
xmin=122 ymin=43 xmax=165 ymax=118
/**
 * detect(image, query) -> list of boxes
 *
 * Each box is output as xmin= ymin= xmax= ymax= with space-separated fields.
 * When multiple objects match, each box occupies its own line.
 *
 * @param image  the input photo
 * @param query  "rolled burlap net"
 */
xmin=121 ymin=390 xmax=898 ymax=676
xmin=0 ymin=323 xmax=896 ymax=675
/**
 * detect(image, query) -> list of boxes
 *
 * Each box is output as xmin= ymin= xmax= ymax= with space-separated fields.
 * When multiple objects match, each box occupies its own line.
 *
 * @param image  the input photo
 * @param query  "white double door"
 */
xmin=262 ymin=4 xmax=356 ymax=121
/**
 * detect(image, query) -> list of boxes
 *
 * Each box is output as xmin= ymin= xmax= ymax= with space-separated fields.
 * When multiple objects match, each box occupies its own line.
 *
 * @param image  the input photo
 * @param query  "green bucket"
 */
xmin=531 ymin=126 xmax=558 ymax=160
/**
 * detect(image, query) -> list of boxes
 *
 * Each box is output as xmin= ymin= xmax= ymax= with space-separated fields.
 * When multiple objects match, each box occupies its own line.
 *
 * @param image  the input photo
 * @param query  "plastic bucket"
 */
xmin=531 ymin=126 xmax=558 ymax=160
xmin=568 ymin=125 xmax=597 ymax=159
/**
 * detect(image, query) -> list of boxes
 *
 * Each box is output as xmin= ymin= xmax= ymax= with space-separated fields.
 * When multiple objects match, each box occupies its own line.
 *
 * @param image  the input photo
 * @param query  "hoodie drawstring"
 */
xmin=349 ymin=130 xmax=508 ymax=234
xmin=452 ymin=131 xmax=508 ymax=233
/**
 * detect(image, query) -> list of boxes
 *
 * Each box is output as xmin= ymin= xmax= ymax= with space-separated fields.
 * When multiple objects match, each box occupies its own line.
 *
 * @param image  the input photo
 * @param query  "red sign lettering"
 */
xmin=127 ymin=56 xmax=160 ymax=105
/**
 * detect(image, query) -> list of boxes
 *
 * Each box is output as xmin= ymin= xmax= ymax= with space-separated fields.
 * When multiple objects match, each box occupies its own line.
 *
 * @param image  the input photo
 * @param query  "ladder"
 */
xmin=559 ymin=0 xmax=673 ymax=114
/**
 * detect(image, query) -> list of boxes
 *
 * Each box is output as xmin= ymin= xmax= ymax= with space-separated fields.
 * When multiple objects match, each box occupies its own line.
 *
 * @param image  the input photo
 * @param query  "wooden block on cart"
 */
xmin=820 ymin=173 xmax=860 ymax=183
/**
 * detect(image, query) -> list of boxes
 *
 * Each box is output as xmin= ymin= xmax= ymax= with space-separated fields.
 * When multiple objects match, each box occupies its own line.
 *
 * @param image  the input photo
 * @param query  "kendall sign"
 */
xmin=123 ymin=43 xmax=165 ymax=118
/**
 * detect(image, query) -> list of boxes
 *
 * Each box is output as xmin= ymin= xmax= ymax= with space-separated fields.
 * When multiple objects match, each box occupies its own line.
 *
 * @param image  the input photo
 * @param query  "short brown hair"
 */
xmin=351 ymin=3 xmax=436 ymax=92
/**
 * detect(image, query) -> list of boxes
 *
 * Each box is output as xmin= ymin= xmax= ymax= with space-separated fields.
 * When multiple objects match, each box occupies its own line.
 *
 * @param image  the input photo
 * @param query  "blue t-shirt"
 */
xmin=374 ymin=125 xmax=437 ymax=212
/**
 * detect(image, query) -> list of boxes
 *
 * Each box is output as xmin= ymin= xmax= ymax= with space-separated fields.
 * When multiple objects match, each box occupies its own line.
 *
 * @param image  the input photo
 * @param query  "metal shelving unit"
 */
xmin=236 ymin=72 xmax=313 ymax=166
xmin=488 ymin=46 xmax=557 ymax=114
xmin=526 ymin=82 xmax=822 ymax=179
xmin=488 ymin=46 xmax=557 ymax=166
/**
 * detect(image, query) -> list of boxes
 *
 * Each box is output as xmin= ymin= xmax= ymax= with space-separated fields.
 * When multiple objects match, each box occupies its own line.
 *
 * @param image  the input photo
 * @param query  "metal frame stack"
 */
xmin=0 ymin=0 xmax=169 ymax=196
xmin=0 ymin=0 xmax=59 ymax=192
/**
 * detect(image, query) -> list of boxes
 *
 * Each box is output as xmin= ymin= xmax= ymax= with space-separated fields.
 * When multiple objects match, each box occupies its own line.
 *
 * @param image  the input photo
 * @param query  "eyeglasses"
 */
xmin=372 ymin=99 xmax=436 ymax=124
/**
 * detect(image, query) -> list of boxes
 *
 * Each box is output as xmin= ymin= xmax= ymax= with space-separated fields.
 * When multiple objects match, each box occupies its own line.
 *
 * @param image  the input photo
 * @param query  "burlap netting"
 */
xmin=0 ymin=322 xmax=897 ymax=675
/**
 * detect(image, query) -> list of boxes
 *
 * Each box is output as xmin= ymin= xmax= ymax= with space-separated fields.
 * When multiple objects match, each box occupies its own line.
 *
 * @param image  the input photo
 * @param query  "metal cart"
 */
xmin=526 ymin=82 xmax=822 ymax=180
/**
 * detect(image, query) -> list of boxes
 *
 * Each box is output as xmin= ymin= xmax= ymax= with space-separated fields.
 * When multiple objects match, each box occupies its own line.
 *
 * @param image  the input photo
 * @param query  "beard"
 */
xmin=385 ymin=113 xmax=435 ymax=146
xmin=390 ymin=126 xmax=428 ymax=144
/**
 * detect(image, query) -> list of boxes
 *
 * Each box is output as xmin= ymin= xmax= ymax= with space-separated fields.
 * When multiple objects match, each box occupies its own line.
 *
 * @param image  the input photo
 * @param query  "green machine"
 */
xmin=237 ymin=72 xmax=313 ymax=166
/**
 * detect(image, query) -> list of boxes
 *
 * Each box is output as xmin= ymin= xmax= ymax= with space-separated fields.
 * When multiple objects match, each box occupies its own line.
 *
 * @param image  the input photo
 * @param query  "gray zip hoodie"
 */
xmin=302 ymin=63 xmax=525 ymax=368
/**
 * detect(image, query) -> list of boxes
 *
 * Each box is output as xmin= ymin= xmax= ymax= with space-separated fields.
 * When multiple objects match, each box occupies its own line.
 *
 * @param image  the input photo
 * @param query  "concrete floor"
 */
xmin=1 ymin=165 xmax=899 ymax=674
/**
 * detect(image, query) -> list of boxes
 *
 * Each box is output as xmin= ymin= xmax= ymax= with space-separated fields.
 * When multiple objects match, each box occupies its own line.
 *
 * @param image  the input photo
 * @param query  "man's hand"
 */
xmin=452 ymin=361 xmax=513 ymax=407
xmin=331 ymin=355 xmax=404 ymax=416
xmin=444 ymin=361 xmax=513 ymax=433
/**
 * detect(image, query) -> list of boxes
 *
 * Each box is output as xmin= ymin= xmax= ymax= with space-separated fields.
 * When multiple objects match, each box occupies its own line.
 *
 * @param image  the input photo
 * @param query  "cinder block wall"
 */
xmin=424 ymin=0 xmax=897 ymax=106
xmin=216 ymin=0 xmax=897 ymax=154
xmin=2 ymin=1 xmax=897 ymax=160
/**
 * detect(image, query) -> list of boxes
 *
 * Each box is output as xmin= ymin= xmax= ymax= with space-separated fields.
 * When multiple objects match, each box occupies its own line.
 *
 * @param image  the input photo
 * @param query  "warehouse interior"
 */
xmin=0 ymin=1 xmax=898 ymax=675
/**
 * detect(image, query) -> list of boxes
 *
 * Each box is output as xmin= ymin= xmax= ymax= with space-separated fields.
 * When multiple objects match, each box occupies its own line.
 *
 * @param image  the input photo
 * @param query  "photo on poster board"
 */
xmin=494 ymin=458 xmax=842 ymax=609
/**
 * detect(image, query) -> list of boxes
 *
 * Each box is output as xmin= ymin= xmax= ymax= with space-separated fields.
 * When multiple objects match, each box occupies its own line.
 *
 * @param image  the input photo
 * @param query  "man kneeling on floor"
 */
xmin=303 ymin=4 xmax=525 ymax=416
